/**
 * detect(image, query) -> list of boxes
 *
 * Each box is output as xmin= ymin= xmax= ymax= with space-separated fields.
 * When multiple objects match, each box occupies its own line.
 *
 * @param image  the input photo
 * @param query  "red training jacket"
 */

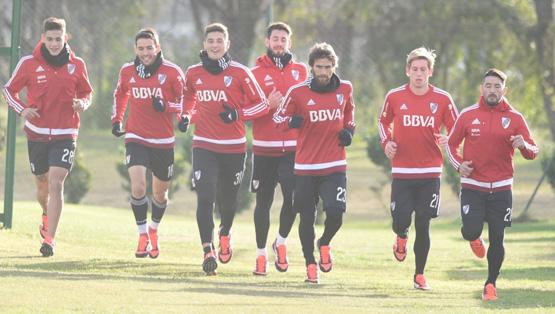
xmin=250 ymin=54 xmax=307 ymax=156
xmin=378 ymin=84 xmax=458 ymax=179
xmin=447 ymin=96 xmax=538 ymax=193
xmin=112 ymin=59 xmax=185 ymax=149
xmin=183 ymin=61 xmax=269 ymax=154
xmin=273 ymin=77 xmax=356 ymax=176
xmin=3 ymin=41 xmax=93 ymax=141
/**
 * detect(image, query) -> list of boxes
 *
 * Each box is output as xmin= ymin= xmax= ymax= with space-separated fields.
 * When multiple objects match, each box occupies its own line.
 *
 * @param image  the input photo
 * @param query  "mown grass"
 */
xmin=1 ymin=202 xmax=554 ymax=313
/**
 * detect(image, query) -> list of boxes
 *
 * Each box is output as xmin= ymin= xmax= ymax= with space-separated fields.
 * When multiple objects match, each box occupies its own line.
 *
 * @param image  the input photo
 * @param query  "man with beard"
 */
xmin=447 ymin=69 xmax=538 ymax=300
xmin=3 ymin=17 xmax=93 ymax=257
xmin=250 ymin=22 xmax=307 ymax=276
xmin=378 ymin=47 xmax=459 ymax=290
xmin=183 ymin=23 xmax=268 ymax=275
xmin=112 ymin=28 xmax=187 ymax=259
xmin=273 ymin=42 xmax=355 ymax=283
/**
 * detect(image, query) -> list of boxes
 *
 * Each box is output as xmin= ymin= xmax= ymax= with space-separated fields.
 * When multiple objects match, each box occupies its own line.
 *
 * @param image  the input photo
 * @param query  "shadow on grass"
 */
xmin=478 ymin=289 xmax=555 ymax=310
xmin=447 ymin=266 xmax=555 ymax=282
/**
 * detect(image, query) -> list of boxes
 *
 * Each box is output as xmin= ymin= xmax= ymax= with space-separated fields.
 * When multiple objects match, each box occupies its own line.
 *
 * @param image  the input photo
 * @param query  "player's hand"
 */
xmin=20 ymin=107 xmax=40 ymax=119
xmin=178 ymin=116 xmax=190 ymax=133
xmin=385 ymin=141 xmax=397 ymax=159
xmin=267 ymin=87 xmax=284 ymax=110
xmin=151 ymin=95 xmax=166 ymax=112
xmin=219 ymin=103 xmax=238 ymax=123
xmin=288 ymin=115 xmax=304 ymax=129
xmin=434 ymin=133 xmax=448 ymax=148
xmin=338 ymin=127 xmax=354 ymax=147
xmin=458 ymin=160 xmax=473 ymax=177
xmin=111 ymin=122 xmax=126 ymax=137
xmin=72 ymin=98 xmax=86 ymax=113
xmin=510 ymin=135 xmax=525 ymax=149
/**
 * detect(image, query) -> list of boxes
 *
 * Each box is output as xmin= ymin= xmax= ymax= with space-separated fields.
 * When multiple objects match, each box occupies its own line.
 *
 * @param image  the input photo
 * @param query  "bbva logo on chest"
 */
xmin=309 ymin=108 xmax=341 ymax=122
xmin=132 ymin=87 xmax=162 ymax=99
xmin=196 ymin=90 xmax=229 ymax=102
xmin=402 ymin=115 xmax=435 ymax=127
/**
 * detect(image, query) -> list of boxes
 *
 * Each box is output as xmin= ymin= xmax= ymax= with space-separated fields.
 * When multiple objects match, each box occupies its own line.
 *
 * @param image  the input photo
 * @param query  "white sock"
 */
xmin=138 ymin=223 xmax=148 ymax=234
xmin=276 ymin=234 xmax=287 ymax=246
xmin=257 ymin=248 xmax=267 ymax=257
xmin=150 ymin=221 xmax=160 ymax=230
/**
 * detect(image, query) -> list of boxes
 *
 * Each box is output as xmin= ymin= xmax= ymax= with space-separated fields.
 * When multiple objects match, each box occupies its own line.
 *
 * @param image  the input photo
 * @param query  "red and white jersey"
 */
xmin=112 ymin=59 xmax=184 ymax=149
xmin=184 ymin=61 xmax=269 ymax=153
xmin=3 ymin=41 xmax=93 ymax=141
xmin=273 ymin=77 xmax=356 ymax=176
xmin=250 ymin=54 xmax=307 ymax=156
xmin=378 ymin=84 xmax=458 ymax=179
xmin=447 ymin=96 xmax=538 ymax=193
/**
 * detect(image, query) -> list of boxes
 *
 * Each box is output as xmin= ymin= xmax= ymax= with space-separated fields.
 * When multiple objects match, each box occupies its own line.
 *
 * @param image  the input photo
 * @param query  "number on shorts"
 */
xmin=336 ymin=187 xmax=346 ymax=203
xmin=61 ymin=149 xmax=74 ymax=164
xmin=504 ymin=207 xmax=513 ymax=222
xmin=167 ymin=165 xmax=174 ymax=178
xmin=234 ymin=170 xmax=244 ymax=185
xmin=429 ymin=193 xmax=439 ymax=209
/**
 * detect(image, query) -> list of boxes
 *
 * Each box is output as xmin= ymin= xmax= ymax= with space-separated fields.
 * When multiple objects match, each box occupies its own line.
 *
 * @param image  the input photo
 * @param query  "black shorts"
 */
xmin=28 ymin=139 xmax=76 ymax=175
xmin=192 ymin=148 xmax=246 ymax=187
xmin=125 ymin=142 xmax=174 ymax=181
xmin=293 ymin=172 xmax=347 ymax=214
xmin=460 ymin=188 xmax=513 ymax=228
xmin=250 ymin=153 xmax=295 ymax=193
xmin=390 ymin=178 xmax=441 ymax=220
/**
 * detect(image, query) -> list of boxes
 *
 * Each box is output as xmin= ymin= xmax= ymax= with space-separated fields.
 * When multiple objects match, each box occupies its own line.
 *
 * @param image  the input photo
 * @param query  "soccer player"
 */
xmin=111 ymin=28 xmax=187 ymax=259
xmin=273 ymin=42 xmax=355 ymax=284
xmin=250 ymin=22 xmax=308 ymax=276
xmin=3 ymin=17 xmax=93 ymax=257
xmin=378 ymin=47 xmax=459 ymax=289
xmin=183 ymin=23 xmax=268 ymax=275
xmin=447 ymin=69 xmax=538 ymax=300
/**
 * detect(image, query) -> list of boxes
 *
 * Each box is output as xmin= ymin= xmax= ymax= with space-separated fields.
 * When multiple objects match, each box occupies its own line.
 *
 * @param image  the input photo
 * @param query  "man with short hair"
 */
xmin=447 ymin=68 xmax=538 ymax=301
xmin=183 ymin=23 xmax=269 ymax=275
xmin=111 ymin=28 xmax=187 ymax=259
xmin=250 ymin=22 xmax=307 ymax=276
xmin=3 ymin=17 xmax=93 ymax=257
xmin=378 ymin=47 xmax=459 ymax=290
xmin=273 ymin=42 xmax=355 ymax=284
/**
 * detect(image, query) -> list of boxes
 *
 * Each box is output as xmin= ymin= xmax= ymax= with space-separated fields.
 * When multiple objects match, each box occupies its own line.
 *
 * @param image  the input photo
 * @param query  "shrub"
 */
xmin=64 ymin=152 xmax=92 ymax=204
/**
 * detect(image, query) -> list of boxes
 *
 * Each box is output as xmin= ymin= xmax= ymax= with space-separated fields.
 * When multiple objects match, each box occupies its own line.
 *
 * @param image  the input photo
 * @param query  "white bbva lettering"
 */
xmin=402 ymin=115 xmax=435 ymax=127
xmin=132 ymin=87 xmax=162 ymax=99
xmin=196 ymin=90 xmax=229 ymax=102
xmin=309 ymin=108 xmax=341 ymax=122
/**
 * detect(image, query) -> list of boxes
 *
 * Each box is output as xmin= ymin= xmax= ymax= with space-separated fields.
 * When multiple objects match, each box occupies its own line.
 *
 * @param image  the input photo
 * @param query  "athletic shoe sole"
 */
xmin=40 ymin=243 xmax=54 ymax=257
xmin=203 ymin=256 xmax=218 ymax=275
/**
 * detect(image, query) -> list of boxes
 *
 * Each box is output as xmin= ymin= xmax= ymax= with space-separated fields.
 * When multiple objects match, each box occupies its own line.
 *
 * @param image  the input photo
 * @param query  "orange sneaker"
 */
xmin=393 ymin=235 xmax=408 ymax=262
xmin=252 ymin=255 xmax=268 ymax=276
xmin=470 ymin=237 xmax=486 ymax=258
xmin=317 ymin=238 xmax=333 ymax=273
xmin=40 ymin=236 xmax=55 ymax=257
xmin=148 ymin=227 xmax=159 ymax=259
xmin=218 ymin=228 xmax=233 ymax=263
xmin=305 ymin=264 xmax=319 ymax=284
xmin=135 ymin=233 xmax=150 ymax=258
xmin=414 ymin=274 xmax=431 ymax=290
xmin=39 ymin=214 xmax=48 ymax=239
xmin=272 ymin=239 xmax=289 ymax=272
xmin=482 ymin=283 xmax=498 ymax=300
xmin=203 ymin=247 xmax=218 ymax=276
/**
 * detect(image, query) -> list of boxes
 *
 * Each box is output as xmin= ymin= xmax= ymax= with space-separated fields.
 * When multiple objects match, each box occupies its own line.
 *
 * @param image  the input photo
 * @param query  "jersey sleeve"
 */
xmin=442 ymin=95 xmax=459 ymax=133
xmin=182 ymin=67 xmax=197 ymax=122
xmin=111 ymin=65 xmax=130 ymax=123
xmin=75 ymin=59 xmax=93 ymax=110
xmin=165 ymin=68 xmax=185 ymax=115
xmin=238 ymin=68 xmax=269 ymax=121
xmin=516 ymin=115 xmax=539 ymax=160
xmin=3 ymin=58 xmax=29 ymax=115
xmin=343 ymin=87 xmax=356 ymax=131
xmin=446 ymin=114 xmax=466 ymax=171
xmin=272 ymin=86 xmax=296 ymax=131
xmin=377 ymin=94 xmax=395 ymax=149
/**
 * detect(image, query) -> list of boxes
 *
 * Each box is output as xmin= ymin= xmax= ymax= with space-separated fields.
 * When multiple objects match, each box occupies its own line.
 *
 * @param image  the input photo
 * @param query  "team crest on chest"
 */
xmin=291 ymin=69 xmax=299 ymax=81
xmin=224 ymin=76 xmax=233 ymax=87
xmin=158 ymin=74 xmax=167 ymax=85
xmin=430 ymin=102 xmax=438 ymax=114
xmin=67 ymin=64 xmax=75 ymax=75
xmin=336 ymin=94 xmax=344 ymax=106
xmin=501 ymin=117 xmax=511 ymax=129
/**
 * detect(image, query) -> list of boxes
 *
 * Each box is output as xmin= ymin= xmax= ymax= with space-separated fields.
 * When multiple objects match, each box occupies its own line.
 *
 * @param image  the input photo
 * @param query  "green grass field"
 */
xmin=1 ymin=202 xmax=554 ymax=313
